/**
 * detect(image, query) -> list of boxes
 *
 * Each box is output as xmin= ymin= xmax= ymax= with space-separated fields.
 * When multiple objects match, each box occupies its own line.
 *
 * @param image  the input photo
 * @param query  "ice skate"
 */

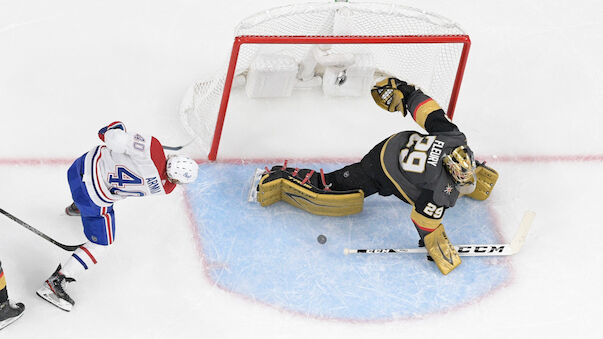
xmin=36 ymin=265 xmax=75 ymax=312
xmin=0 ymin=300 xmax=25 ymax=330
xmin=65 ymin=202 xmax=80 ymax=216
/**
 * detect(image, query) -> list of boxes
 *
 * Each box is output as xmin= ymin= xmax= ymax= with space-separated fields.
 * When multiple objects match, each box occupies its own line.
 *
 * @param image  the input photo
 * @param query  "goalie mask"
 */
xmin=166 ymin=155 xmax=198 ymax=184
xmin=443 ymin=146 xmax=476 ymax=194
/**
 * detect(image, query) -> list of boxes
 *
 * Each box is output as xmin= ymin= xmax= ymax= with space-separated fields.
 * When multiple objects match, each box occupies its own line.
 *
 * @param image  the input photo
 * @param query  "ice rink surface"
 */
xmin=1 ymin=0 xmax=603 ymax=338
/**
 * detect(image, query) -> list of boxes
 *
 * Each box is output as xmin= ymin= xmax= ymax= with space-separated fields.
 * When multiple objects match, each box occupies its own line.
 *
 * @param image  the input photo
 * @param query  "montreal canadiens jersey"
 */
xmin=82 ymin=129 xmax=176 ymax=207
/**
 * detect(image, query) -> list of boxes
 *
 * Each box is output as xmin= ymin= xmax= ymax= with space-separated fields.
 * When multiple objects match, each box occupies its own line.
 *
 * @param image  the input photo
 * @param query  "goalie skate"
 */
xmin=247 ymin=168 xmax=265 ymax=202
xmin=36 ymin=265 xmax=75 ymax=312
xmin=0 ymin=300 xmax=25 ymax=330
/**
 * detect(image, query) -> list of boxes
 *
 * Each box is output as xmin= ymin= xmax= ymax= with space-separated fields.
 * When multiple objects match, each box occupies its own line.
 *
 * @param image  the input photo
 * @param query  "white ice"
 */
xmin=1 ymin=0 xmax=602 ymax=338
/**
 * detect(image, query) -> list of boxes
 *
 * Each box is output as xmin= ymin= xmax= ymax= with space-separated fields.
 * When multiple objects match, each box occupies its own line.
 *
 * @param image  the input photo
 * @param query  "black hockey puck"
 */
xmin=317 ymin=234 xmax=327 ymax=244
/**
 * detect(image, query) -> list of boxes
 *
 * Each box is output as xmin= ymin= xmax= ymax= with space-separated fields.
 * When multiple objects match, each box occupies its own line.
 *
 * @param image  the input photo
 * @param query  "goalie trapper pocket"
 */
xmin=467 ymin=161 xmax=499 ymax=201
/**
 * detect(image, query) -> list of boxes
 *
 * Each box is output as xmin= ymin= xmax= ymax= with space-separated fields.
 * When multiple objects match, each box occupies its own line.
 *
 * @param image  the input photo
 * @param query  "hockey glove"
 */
xmin=371 ymin=78 xmax=415 ymax=116
xmin=466 ymin=161 xmax=499 ymax=201
xmin=423 ymin=224 xmax=461 ymax=275
xmin=98 ymin=121 xmax=126 ymax=141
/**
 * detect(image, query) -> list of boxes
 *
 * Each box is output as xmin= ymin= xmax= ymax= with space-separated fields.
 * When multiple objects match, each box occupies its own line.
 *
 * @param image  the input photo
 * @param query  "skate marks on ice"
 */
xmin=185 ymin=162 xmax=510 ymax=321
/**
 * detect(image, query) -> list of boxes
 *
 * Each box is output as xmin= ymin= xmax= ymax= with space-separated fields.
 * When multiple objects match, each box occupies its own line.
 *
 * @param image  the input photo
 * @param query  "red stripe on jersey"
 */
xmin=150 ymin=137 xmax=176 ymax=194
xmin=412 ymin=98 xmax=433 ymax=121
xmin=79 ymin=246 xmax=98 ymax=264
xmin=102 ymin=207 xmax=113 ymax=244
xmin=106 ymin=121 xmax=123 ymax=129
xmin=412 ymin=219 xmax=436 ymax=232
xmin=0 ymin=271 xmax=4 ymax=280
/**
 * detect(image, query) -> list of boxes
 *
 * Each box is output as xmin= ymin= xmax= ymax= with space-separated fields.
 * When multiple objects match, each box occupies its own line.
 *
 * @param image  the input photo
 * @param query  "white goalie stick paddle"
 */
xmin=344 ymin=211 xmax=536 ymax=257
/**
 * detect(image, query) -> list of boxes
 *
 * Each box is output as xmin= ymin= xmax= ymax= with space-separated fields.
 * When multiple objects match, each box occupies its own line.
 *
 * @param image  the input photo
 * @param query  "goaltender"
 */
xmin=256 ymin=78 xmax=498 ymax=275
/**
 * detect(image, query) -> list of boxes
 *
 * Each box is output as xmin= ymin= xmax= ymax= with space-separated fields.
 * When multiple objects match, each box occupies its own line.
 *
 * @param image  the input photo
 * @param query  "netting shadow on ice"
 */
xmin=186 ymin=162 xmax=511 ymax=321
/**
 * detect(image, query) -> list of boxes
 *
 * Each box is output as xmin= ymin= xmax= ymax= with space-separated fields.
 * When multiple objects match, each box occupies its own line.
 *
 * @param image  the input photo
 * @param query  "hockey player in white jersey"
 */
xmin=36 ymin=121 xmax=199 ymax=311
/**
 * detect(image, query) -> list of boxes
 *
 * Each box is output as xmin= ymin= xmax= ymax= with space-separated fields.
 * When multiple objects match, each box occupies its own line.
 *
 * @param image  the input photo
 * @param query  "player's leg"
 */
xmin=323 ymin=163 xmax=378 ymax=196
xmin=257 ymin=138 xmax=399 ymax=215
xmin=325 ymin=137 xmax=409 ymax=201
xmin=257 ymin=163 xmax=364 ymax=216
xmin=260 ymin=138 xmax=389 ymax=197
xmin=37 ymin=240 xmax=109 ymax=312
xmin=64 ymin=155 xmax=87 ymax=216
xmin=0 ymin=262 xmax=25 ymax=330
xmin=38 ymin=158 xmax=115 ymax=311
xmin=37 ymin=206 xmax=114 ymax=311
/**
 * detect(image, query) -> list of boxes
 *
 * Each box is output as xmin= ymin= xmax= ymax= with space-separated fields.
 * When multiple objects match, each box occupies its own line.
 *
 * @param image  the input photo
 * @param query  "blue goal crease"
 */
xmin=185 ymin=162 xmax=510 ymax=321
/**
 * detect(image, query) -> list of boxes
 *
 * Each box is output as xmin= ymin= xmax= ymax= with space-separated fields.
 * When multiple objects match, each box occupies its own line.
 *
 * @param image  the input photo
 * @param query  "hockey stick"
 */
xmin=344 ymin=211 xmax=536 ymax=257
xmin=162 ymin=145 xmax=185 ymax=151
xmin=0 ymin=208 xmax=84 ymax=251
xmin=162 ymin=139 xmax=195 ymax=151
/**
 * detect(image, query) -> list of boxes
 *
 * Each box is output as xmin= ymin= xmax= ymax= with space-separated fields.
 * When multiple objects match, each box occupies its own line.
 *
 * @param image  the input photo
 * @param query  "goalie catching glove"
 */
xmin=257 ymin=165 xmax=364 ymax=217
xmin=371 ymin=78 xmax=416 ymax=116
xmin=466 ymin=161 xmax=499 ymax=201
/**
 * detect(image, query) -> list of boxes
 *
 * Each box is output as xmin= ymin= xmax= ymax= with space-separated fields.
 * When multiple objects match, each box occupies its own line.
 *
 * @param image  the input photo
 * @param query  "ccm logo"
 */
xmin=458 ymin=245 xmax=505 ymax=253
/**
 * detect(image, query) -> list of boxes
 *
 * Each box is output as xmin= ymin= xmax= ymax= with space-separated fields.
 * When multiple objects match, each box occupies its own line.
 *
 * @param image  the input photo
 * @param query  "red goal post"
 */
xmin=180 ymin=2 xmax=471 ymax=161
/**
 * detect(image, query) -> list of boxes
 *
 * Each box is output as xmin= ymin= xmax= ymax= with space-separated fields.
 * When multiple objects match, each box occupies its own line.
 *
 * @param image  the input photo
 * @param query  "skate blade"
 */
xmin=0 ymin=311 xmax=24 ymax=330
xmin=36 ymin=287 xmax=73 ymax=312
xmin=247 ymin=168 xmax=265 ymax=202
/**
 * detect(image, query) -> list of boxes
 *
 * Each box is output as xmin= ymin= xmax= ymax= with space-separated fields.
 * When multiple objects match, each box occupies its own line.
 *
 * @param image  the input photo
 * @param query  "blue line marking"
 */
xmin=186 ymin=162 xmax=510 ymax=320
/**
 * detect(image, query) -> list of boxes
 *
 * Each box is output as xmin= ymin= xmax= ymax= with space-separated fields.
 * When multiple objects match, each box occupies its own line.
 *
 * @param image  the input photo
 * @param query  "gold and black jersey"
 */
xmin=379 ymin=88 xmax=469 ymax=232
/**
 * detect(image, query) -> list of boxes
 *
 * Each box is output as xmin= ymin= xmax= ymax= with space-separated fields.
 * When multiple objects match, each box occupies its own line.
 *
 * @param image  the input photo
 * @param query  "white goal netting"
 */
xmin=180 ymin=1 xmax=469 ymax=159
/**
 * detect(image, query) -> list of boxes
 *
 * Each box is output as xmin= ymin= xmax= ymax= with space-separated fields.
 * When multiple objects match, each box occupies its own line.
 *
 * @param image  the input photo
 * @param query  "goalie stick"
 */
xmin=0 ymin=208 xmax=84 ymax=251
xmin=344 ymin=211 xmax=535 ymax=257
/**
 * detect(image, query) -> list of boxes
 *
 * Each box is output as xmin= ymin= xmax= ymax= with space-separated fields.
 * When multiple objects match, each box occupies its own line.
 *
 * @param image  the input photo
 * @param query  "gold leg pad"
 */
xmin=257 ymin=174 xmax=364 ymax=216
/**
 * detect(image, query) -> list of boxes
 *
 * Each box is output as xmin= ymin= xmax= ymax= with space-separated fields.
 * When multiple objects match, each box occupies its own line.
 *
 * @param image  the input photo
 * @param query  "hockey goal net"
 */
xmin=180 ymin=1 xmax=470 ymax=160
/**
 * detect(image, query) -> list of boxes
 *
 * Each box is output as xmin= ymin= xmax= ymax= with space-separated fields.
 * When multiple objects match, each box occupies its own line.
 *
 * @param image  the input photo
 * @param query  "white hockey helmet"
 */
xmin=166 ymin=155 xmax=198 ymax=184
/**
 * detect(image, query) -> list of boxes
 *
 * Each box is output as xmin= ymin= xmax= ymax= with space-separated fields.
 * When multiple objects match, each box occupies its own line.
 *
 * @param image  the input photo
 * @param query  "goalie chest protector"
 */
xmin=380 ymin=130 xmax=468 ymax=208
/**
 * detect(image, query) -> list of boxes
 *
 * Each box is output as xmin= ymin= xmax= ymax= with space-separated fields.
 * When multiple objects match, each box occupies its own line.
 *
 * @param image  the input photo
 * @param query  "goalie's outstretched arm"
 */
xmin=410 ymin=190 xmax=461 ymax=275
xmin=371 ymin=78 xmax=459 ymax=133
xmin=405 ymin=88 xmax=459 ymax=133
